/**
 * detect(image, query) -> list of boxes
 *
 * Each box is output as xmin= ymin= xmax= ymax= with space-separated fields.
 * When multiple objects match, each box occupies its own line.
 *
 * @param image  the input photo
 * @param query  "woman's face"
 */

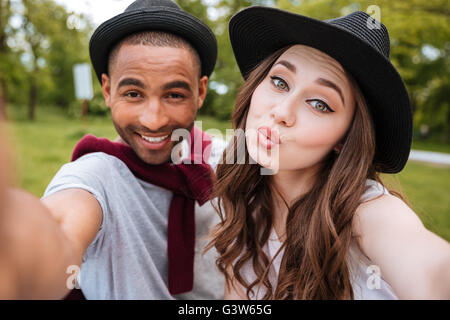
xmin=245 ymin=45 xmax=356 ymax=173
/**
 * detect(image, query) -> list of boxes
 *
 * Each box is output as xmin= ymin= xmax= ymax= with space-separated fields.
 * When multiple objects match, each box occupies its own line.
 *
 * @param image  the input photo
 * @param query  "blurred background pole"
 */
xmin=73 ymin=63 xmax=93 ymax=127
xmin=81 ymin=99 xmax=88 ymax=124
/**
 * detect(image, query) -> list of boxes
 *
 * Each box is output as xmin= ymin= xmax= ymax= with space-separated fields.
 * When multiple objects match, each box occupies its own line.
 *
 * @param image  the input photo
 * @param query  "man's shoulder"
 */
xmin=67 ymin=152 xmax=126 ymax=171
xmin=51 ymin=152 xmax=130 ymax=185
xmin=42 ymin=152 xmax=126 ymax=201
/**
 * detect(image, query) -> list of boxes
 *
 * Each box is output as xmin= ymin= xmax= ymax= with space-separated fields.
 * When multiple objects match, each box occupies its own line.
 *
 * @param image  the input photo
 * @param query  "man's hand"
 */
xmin=0 ymin=126 xmax=15 ymax=298
xmin=0 ymin=126 xmax=100 ymax=299
xmin=0 ymin=126 xmax=11 ymax=203
xmin=0 ymin=126 xmax=75 ymax=299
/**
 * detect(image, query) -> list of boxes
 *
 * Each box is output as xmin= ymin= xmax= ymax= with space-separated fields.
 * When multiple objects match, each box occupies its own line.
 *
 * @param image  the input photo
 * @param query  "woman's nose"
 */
xmin=270 ymin=97 xmax=296 ymax=127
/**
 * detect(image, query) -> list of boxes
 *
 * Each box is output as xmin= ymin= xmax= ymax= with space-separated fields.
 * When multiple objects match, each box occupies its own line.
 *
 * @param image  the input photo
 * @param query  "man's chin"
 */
xmin=132 ymin=141 xmax=176 ymax=165
xmin=134 ymin=148 xmax=172 ymax=165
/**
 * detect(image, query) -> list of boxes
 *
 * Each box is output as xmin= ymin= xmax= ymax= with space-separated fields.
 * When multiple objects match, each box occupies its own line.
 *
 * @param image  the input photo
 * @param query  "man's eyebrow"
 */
xmin=118 ymin=78 xmax=146 ymax=89
xmin=162 ymin=80 xmax=192 ymax=92
xmin=274 ymin=60 xmax=297 ymax=73
xmin=315 ymin=78 xmax=345 ymax=106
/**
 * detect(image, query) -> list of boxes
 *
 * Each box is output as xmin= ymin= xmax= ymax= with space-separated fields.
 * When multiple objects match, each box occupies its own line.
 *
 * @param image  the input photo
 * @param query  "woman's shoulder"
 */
xmin=353 ymin=180 xmax=424 ymax=240
xmin=359 ymin=178 xmax=390 ymax=203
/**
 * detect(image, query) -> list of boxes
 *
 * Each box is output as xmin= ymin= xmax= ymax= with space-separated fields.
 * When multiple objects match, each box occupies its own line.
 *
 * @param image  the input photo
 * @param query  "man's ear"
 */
xmin=101 ymin=73 xmax=112 ymax=108
xmin=197 ymin=75 xmax=208 ymax=110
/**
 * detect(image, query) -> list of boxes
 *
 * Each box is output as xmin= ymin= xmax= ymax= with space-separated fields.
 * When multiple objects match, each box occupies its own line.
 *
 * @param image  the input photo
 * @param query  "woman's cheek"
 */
xmin=295 ymin=117 xmax=347 ymax=148
xmin=248 ymin=98 xmax=266 ymax=120
xmin=248 ymin=84 xmax=275 ymax=116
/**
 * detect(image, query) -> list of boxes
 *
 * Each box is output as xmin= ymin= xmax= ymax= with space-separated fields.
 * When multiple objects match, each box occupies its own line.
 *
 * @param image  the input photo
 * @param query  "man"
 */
xmin=1 ymin=0 xmax=226 ymax=299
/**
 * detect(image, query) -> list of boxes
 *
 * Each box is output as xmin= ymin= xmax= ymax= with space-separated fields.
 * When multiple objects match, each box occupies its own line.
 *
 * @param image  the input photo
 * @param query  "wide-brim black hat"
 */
xmin=90 ymin=0 xmax=217 ymax=82
xmin=229 ymin=7 xmax=413 ymax=174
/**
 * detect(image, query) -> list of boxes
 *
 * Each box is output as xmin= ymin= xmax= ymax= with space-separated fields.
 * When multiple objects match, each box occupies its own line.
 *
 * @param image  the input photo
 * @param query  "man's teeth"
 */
xmin=141 ymin=134 xmax=169 ymax=143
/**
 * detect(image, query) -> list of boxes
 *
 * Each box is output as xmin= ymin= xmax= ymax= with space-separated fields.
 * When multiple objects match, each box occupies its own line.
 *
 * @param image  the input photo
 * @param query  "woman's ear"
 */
xmin=334 ymin=142 xmax=344 ymax=154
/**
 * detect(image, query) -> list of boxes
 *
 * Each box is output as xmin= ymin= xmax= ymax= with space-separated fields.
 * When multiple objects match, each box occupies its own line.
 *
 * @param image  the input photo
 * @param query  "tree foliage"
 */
xmin=0 ymin=0 xmax=92 ymax=120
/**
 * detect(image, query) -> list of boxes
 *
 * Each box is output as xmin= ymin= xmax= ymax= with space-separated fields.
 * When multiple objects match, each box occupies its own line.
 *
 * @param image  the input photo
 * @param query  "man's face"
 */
xmin=102 ymin=44 xmax=208 ymax=165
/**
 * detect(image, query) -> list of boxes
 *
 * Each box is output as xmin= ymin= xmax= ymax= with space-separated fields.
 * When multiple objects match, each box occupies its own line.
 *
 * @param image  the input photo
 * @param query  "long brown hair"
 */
xmin=206 ymin=46 xmax=408 ymax=299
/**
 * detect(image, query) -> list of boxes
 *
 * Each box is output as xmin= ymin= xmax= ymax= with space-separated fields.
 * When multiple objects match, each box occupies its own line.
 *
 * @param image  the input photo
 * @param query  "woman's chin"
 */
xmin=248 ymin=149 xmax=280 ymax=171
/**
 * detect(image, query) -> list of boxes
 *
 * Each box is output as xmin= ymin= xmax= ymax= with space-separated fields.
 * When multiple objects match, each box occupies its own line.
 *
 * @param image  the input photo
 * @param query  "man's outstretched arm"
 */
xmin=1 ymin=188 xmax=102 ymax=299
xmin=0 ymin=134 xmax=102 ymax=299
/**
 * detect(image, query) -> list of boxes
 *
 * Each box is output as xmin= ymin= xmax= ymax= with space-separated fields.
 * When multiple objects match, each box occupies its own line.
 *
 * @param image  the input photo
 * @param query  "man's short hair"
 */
xmin=108 ymin=31 xmax=202 ymax=78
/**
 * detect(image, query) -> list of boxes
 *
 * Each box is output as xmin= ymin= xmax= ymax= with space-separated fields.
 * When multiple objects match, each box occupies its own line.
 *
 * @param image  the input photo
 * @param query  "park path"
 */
xmin=409 ymin=150 xmax=450 ymax=166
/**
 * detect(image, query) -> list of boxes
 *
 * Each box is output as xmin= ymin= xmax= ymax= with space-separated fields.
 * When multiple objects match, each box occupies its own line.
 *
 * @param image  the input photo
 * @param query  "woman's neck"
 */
xmin=269 ymin=165 xmax=319 ymax=241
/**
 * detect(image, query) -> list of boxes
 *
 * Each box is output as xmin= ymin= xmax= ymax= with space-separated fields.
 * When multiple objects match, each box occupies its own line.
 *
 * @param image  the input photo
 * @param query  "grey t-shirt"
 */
xmin=43 ymin=137 xmax=227 ymax=300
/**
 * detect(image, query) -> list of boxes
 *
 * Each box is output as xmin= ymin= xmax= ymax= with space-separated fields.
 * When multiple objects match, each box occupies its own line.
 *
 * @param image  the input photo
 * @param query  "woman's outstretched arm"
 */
xmin=353 ymin=194 xmax=450 ymax=299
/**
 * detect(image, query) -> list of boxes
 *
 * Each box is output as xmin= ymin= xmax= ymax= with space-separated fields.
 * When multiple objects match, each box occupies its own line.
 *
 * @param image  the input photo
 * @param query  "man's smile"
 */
xmin=135 ymin=132 xmax=172 ymax=150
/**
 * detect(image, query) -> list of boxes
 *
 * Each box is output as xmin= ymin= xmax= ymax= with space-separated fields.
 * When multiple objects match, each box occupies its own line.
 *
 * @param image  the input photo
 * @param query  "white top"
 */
xmin=239 ymin=179 xmax=398 ymax=300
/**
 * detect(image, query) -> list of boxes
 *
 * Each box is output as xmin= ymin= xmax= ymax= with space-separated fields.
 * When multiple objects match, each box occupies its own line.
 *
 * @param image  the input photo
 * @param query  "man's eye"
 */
xmin=168 ymin=93 xmax=184 ymax=99
xmin=270 ymin=76 xmax=289 ymax=91
xmin=125 ymin=91 xmax=140 ymax=98
xmin=308 ymin=99 xmax=335 ymax=113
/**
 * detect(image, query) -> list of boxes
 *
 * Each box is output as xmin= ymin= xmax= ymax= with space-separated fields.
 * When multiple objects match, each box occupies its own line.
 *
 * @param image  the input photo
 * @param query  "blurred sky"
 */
xmin=54 ymin=0 xmax=135 ymax=26
xmin=55 ymin=0 xmax=223 ymax=27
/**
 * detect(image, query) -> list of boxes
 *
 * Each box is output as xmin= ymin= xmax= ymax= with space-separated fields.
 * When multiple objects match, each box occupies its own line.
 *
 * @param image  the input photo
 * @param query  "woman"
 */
xmin=206 ymin=7 xmax=450 ymax=299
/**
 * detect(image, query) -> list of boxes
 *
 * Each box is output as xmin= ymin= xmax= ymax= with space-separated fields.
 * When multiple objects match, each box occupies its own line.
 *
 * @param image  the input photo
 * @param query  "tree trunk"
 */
xmin=28 ymin=77 xmax=37 ymax=121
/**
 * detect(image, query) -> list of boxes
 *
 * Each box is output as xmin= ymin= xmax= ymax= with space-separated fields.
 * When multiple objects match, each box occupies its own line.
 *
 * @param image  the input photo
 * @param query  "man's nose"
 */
xmin=270 ymin=96 xmax=297 ymax=127
xmin=139 ymin=98 xmax=170 ymax=132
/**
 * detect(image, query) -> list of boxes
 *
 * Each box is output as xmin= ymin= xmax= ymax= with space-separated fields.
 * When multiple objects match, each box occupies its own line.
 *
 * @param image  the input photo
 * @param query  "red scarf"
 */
xmin=65 ymin=126 xmax=215 ymax=298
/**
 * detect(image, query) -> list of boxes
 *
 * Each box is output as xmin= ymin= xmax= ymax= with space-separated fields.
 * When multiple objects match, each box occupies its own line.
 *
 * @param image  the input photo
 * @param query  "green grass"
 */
xmin=5 ymin=105 xmax=450 ymax=241
xmin=411 ymin=139 xmax=450 ymax=154
xmin=7 ymin=116 xmax=116 ymax=196
xmin=382 ymin=162 xmax=450 ymax=240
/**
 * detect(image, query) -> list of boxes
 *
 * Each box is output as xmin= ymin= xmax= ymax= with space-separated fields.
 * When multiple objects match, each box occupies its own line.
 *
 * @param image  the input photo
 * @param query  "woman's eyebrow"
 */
xmin=274 ymin=60 xmax=297 ymax=73
xmin=315 ymin=78 xmax=345 ymax=106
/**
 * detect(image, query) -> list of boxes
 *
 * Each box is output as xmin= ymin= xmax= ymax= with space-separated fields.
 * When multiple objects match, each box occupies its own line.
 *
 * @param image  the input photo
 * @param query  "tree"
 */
xmin=0 ymin=0 xmax=12 ymax=119
xmin=14 ymin=0 xmax=92 ymax=120
xmin=44 ymin=11 xmax=92 ymax=110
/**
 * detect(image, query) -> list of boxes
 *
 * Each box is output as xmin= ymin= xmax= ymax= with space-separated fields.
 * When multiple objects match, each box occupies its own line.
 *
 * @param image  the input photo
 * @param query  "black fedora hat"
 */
xmin=89 ymin=0 xmax=217 ymax=82
xmin=229 ymin=7 xmax=413 ymax=174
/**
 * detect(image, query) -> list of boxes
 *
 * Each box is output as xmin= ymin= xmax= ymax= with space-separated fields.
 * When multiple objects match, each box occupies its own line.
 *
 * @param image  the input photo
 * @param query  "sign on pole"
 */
xmin=73 ymin=63 xmax=93 ymax=100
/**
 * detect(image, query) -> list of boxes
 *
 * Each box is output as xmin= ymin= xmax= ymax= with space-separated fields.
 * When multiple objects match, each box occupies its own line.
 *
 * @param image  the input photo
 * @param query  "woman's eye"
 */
xmin=308 ymin=100 xmax=334 ymax=113
xmin=270 ymin=76 xmax=289 ymax=91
